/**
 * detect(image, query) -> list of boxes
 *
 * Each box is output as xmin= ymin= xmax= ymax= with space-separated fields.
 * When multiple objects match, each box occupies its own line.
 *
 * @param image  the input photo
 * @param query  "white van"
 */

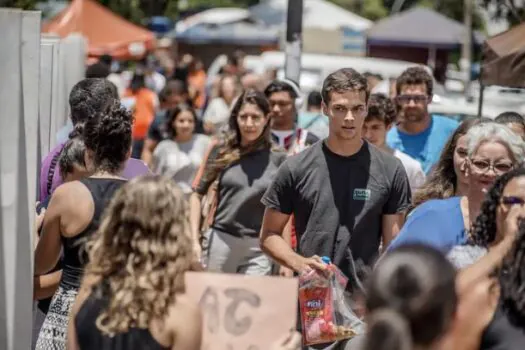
xmin=207 ymin=51 xmax=431 ymax=94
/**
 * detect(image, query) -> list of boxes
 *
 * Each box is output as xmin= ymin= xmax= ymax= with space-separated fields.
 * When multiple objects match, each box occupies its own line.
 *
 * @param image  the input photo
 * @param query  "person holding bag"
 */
xmin=189 ymin=89 xmax=286 ymax=275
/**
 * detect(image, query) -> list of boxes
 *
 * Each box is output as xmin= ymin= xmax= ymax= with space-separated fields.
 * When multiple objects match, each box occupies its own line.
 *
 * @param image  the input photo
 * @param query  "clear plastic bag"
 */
xmin=298 ymin=257 xmax=363 ymax=346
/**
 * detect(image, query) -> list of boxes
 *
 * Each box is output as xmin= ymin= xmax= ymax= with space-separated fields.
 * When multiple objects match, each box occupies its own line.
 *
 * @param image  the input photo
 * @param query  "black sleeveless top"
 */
xmin=481 ymin=301 xmax=525 ymax=350
xmin=75 ymin=285 xmax=169 ymax=350
xmin=60 ymin=178 xmax=126 ymax=290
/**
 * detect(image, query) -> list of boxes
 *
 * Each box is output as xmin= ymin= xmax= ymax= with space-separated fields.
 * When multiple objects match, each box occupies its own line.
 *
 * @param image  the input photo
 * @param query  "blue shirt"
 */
xmin=387 ymin=115 xmax=459 ymax=174
xmin=388 ymin=197 xmax=467 ymax=253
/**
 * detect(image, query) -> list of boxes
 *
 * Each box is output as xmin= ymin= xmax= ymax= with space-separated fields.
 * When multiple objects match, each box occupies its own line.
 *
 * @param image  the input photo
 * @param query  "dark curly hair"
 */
xmin=59 ymin=124 xmax=86 ymax=180
xmin=83 ymin=100 xmax=133 ymax=174
xmin=69 ymin=78 xmax=119 ymax=125
xmin=470 ymin=167 xmax=525 ymax=247
xmin=413 ymin=118 xmax=493 ymax=207
xmin=499 ymin=218 xmax=525 ymax=326
xmin=164 ymin=104 xmax=197 ymax=139
xmin=395 ymin=67 xmax=434 ymax=97
xmin=366 ymin=93 xmax=397 ymax=125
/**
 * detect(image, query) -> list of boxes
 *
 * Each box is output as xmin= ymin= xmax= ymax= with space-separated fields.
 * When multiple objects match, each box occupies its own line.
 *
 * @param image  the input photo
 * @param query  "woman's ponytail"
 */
xmin=363 ymin=309 xmax=412 ymax=350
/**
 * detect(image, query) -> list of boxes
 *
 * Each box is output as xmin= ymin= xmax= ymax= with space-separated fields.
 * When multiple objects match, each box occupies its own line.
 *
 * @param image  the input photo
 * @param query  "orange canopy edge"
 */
xmin=42 ymin=0 xmax=157 ymax=60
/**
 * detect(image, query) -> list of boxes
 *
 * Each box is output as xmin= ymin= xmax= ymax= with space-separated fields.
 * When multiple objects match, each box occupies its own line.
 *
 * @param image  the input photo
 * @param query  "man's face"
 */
xmin=396 ymin=83 xmax=430 ymax=123
xmin=268 ymin=91 xmax=295 ymax=127
xmin=363 ymin=118 xmax=390 ymax=148
xmin=164 ymin=92 xmax=188 ymax=109
xmin=323 ymin=90 xmax=367 ymax=141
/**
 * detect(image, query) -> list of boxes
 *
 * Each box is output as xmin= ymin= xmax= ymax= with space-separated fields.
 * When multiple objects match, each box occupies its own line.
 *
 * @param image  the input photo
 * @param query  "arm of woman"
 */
xmin=34 ymin=187 xmax=65 ymax=275
xmin=34 ymin=270 xmax=62 ymax=300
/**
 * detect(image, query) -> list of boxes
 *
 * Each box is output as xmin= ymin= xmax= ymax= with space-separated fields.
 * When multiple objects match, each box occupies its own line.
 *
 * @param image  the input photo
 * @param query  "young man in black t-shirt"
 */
xmin=260 ymin=68 xmax=411 ymax=349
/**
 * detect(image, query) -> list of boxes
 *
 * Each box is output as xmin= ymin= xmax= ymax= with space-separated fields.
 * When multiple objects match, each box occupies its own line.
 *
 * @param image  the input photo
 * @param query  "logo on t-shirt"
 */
xmin=353 ymin=188 xmax=371 ymax=201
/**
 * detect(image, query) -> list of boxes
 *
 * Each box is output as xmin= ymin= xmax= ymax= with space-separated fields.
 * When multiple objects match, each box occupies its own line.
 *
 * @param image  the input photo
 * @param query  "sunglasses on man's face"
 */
xmin=501 ymin=196 xmax=525 ymax=207
xmin=395 ymin=95 xmax=428 ymax=104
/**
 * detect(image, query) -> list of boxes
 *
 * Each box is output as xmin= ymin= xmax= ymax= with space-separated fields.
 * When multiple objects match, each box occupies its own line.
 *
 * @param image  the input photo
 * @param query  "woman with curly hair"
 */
xmin=152 ymin=104 xmax=211 ymax=195
xmin=389 ymin=123 xmax=525 ymax=254
xmin=447 ymin=167 xmax=525 ymax=268
xmin=189 ymin=89 xmax=286 ymax=275
xmin=66 ymin=176 xmax=201 ymax=350
xmin=412 ymin=117 xmax=491 ymax=208
xmin=34 ymin=101 xmax=132 ymax=350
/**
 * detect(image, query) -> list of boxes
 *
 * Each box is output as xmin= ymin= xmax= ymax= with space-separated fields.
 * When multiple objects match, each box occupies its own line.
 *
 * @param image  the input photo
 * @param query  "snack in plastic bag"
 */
xmin=298 ymin=257 xmax=363 ymax=345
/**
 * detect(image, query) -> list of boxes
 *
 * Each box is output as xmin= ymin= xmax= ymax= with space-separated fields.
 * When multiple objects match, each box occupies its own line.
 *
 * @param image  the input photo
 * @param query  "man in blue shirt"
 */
xmin=387 ymin=67 xmax=458 ymax=174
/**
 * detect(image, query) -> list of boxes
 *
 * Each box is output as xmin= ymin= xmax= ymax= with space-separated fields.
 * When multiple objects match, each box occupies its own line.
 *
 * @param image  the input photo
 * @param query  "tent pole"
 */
xmin=477 ymin=52 xmax=484 ymax=118
xmin=477 ymin=82 xmax=484 ymax=118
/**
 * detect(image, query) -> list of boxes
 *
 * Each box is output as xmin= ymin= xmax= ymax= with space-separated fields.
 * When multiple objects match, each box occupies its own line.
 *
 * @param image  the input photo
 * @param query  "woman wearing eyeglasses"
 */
xmin=388 ymin=123 xmax=525 ymax=259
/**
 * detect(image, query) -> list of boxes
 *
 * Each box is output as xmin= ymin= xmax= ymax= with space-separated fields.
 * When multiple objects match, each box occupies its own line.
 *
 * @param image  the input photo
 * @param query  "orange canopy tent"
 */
xmin=43 ymin=0 xmax=156 ymax=60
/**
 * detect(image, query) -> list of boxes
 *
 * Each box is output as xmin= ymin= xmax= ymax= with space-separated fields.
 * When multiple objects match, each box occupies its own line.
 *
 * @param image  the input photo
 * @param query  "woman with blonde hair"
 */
xmin=202 ymin=74 xmax=242 ymax=134
xmin=67 ymin=176 xmax=201 ymax=350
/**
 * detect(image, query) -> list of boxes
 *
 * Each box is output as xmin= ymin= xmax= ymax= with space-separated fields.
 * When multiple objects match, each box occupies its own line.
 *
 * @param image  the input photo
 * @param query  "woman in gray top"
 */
xmin=189 ymin=89 xmax=286 ymax=275
xmin=152 ymin=104 xmax=211 ymax=195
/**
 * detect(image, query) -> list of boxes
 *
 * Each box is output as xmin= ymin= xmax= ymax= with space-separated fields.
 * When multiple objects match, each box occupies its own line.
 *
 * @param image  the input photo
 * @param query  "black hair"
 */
xmin=413 ymin=118 xmax=493 ymax=207
xmin=164 ymin=104 xmax=198 ymax=139
xmin=159 ymin=80 xmax=189 ymax=104
xmin=495 ymin=112 xmax=525 ymax=130
xmin=83 ymin=100 xmax=133 ymax=174
xmin=471 ymin=167 xmax=525 ymax=247
xmin=264 ymin=80 xmax=298 ymax=99
xmin=396 ymin=66 xmax=434 ymax=97
xmin=129 ymin=72 xmax=146 ymax=93
xmin=99 ymin=54 xmax=113 ymax=67
xmin=307 ymin=91 xmax=322 ymax=109
xmin=69 ymin=78 xmax=119 ymax=126
xmin=500 ymin=219 xmax=525 ymax=326
xmin=59 ymin=124 xmax=86 ymax=180
xmin=322 ymin=68 xmax=368 ymax=104
xmin=364 ymin=244 xmax=457 ymax=350
xmin=85 ymin=62 xmax=111 ymax=79
xmin=366 ymin=93 xmax=397 ymax=125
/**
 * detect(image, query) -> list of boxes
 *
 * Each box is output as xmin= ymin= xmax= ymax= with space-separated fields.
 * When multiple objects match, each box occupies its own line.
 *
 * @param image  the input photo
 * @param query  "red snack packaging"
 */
xmin=298 ymin=262 xmax=362 ymax=345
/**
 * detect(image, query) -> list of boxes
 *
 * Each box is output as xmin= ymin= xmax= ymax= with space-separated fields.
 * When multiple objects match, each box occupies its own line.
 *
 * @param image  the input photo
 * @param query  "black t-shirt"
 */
xmin=261 ymin=141 xmax=411 ymax=291
xmin=195 ymin=146 xmax=287 ymax=237
xmin=481 ymin=301 xmax=525 ymax=350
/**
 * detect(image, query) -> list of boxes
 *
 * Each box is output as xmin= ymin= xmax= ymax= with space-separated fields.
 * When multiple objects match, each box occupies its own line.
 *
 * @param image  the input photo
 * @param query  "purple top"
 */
xmin=39 ymin=142 xmax=151 ymax=201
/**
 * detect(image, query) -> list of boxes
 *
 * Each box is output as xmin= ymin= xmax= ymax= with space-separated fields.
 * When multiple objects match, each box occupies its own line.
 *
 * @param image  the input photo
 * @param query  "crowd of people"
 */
xmin=31 ymin=50 xmax=525 ymax=350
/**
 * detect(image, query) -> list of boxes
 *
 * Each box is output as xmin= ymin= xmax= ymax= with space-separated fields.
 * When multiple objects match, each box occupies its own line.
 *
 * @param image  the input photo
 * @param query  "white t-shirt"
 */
xmin=394 ymin=149 xmax=426 ymax=192
xmin=153 ymin=134 xmax=211 ymax=194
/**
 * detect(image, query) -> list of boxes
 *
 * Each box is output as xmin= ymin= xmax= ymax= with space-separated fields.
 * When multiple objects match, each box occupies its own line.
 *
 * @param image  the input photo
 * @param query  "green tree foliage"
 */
xmin=1 ymin=0 xmax=38 ymax=10
xmin=480 ymin=0 xmax=525 ymax=26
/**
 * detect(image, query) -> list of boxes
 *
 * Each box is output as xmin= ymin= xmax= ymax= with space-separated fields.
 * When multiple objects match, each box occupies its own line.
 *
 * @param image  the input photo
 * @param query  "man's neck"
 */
xmin=272 ymin=122 xmax=295 ymax=132
xmin=326 ymin=136 xmax=363 ymax=157
xmin=398 ymin=114 xmax=432 ymax=135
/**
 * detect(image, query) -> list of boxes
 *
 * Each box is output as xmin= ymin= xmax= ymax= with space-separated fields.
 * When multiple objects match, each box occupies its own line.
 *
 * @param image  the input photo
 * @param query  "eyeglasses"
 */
xmin=501 ymin=196 xmax=525 ymax=207
xmin=395 ymin=95 xmax=428 ymax=104
xmin=469 ymin=159 xmax=514 ymax=175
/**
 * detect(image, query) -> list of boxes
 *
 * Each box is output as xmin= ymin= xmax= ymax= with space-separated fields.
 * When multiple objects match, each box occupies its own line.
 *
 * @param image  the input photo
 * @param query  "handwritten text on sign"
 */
xmin=185 ymin=272 xmax=298 ymax=350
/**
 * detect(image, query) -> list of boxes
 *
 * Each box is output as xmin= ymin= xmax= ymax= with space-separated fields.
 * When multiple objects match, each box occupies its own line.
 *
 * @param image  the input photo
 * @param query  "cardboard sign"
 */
xmin=185 ymin=272 xmax=299 ymax=350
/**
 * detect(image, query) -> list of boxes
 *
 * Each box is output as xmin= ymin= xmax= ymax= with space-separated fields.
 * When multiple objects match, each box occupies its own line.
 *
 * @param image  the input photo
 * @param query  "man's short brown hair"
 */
xmin=396 ymin=66 xmax=433 ymax=97
xmin=321 ymin=68 xmax=368 ymax=104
